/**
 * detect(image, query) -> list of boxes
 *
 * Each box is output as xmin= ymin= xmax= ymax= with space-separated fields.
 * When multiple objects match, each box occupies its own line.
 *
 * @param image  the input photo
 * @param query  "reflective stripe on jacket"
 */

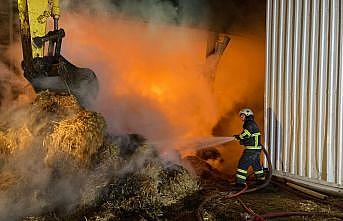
xmin=239 ymin=116 xmax=262 ymax=149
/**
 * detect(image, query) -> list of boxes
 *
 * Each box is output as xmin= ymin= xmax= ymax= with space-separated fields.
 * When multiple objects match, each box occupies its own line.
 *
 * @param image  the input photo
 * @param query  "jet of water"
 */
xmin=150 ymin=136 xmax=235 ymax=151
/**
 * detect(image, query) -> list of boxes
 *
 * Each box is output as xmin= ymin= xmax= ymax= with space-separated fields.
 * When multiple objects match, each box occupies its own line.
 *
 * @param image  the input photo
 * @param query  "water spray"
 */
xmin=150 ymin=136 xmax=235 ymax=152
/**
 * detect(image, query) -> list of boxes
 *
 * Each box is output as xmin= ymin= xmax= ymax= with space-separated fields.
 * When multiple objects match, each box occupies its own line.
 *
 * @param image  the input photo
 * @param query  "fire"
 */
xmin=61 ymin=13 xmax=218 ymax=141
xmin=2 ymin=11 xmax=264 ymax=174
xmin=149 ymin=84 xmax=165 ymax=97
xmin=58 ymin=12 xmax=265 ymax=171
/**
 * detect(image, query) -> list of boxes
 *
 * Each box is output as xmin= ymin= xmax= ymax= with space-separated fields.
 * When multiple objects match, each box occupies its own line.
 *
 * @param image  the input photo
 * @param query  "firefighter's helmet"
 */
xmin=239 ymin=108 xmax=254 ymax=117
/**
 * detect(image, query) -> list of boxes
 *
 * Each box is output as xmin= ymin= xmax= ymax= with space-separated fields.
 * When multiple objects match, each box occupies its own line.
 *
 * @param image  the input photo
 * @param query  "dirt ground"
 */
xmin=197 ymin=183 xmax=343 ymax=221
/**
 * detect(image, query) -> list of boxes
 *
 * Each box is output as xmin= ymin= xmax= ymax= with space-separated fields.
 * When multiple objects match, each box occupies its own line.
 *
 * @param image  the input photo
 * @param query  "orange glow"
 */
xmin=213 ymin=36 xmax=265 ymax=174
xmin=59 ymin=12 xmax=265 ymax=171
xmin=61 ymin=13 xmax=217 ymax=140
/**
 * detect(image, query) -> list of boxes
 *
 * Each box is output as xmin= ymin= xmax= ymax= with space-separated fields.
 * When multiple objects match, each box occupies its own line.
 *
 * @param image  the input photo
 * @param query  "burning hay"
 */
xmin=96 ymin=144 xmax=199 ymax=219
xmin=32 ymin=91 xmax=81 ymax=114
xmin=0 ymin=91 xmax=106 ymax=167
xmin=1 ymin=127 xmax=33 ymax=153
xmin=44 ymin=111 xmax=105 ymax=166
xmin=159 ymin=164 xmax=200 ymax=206
xmin=80 ymin=142 xmax=122 ymax=207
xmin=0 ymin=92 xmax=200 ymax=220
xmin=100 ymin=167 xmax=199 ymax=219
xmin=19 ymin=141 xmax=199 ymax=221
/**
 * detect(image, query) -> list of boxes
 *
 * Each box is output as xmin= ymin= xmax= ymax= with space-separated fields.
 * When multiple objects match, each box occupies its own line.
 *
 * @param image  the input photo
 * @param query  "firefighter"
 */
xmin=233 ymin=108 xmax=265 ymax=187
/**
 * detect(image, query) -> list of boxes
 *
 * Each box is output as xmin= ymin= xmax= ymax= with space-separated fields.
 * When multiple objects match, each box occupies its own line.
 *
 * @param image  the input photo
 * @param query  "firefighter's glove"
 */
xmin=234 ymin=135 xmax=240 ymax=140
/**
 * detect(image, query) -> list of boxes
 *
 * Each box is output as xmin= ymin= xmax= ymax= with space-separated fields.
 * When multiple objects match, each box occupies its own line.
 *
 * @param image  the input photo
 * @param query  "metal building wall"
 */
xmin=265 ymin=0 xmax=343 ymax=194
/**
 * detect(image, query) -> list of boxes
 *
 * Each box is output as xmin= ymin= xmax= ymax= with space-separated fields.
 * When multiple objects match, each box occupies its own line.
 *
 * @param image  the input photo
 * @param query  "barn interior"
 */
xmin=0 ymin=0 xmax=342 ymax=220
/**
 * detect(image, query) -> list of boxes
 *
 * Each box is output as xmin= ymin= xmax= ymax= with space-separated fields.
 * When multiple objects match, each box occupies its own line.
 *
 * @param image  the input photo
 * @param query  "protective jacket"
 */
xmin=235 ymin=115 xmax=265 ymax=184
xmin=238 ymin=116 xmax=262 ymax=149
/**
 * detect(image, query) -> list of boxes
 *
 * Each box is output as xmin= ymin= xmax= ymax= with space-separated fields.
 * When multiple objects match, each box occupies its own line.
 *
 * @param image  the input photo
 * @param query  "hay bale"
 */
xmin=0 ymin=91 xmax=88 ymax=156
xmin=0 ymin=91 xmax=106 ymax=170
xmin=32 ymin=91 xmax=80 ymax=114
xmin=31 ymin=91 xmax=107 ymax=167
xmin=44 ymin=111 xmax=105 ymax=166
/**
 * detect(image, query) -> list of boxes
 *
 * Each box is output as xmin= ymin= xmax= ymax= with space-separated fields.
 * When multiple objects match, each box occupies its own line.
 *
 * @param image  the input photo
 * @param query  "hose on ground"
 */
xmin=197 ymin=145 xmax=272 ymax=221
xmin=196 ymin=145 xmax=343 ymax=221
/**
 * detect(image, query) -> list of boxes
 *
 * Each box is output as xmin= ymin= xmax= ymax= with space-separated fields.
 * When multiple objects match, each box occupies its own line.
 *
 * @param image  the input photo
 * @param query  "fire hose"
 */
xmin=197 ymin=145 xmax=343 ymax=221
xmin=197 ymin=145 xmax=272 ymax=221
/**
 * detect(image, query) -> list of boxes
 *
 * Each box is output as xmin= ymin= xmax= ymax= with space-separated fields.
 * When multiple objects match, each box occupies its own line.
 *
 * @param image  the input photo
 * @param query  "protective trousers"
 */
xmin=236 ymin=149 xmax=265 ymax=184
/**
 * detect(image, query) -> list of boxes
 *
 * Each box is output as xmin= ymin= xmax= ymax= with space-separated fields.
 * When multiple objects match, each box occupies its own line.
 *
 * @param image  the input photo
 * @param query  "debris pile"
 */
xmin=184 ymin=155 xmax=230 ymax=188
xmin=0 ymin=92 xmax=199 ymax=220
xmin=102 ymin=159 xmax=199 ymax=218
xmin=196 ymin=147 xmax=222 ymax=161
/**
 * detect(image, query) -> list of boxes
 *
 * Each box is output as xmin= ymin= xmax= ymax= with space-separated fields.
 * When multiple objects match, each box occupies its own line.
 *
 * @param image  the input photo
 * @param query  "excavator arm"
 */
xmin=18 ymin=0 xmax=59 ymax=58
xmin=17 ymin=0 xmax=33 ymax=78
xmin=17 ymin=0 xmax=99 ymax=107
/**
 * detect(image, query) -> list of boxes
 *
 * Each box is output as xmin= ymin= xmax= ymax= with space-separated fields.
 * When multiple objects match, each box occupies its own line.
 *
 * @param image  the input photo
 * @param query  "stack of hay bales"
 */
xmin=35 ymin=91 xmax=105 ymax=167
xmin=21 ymin=143 xmax=200 ymax=220
xmin=43 ymin=110 xmax=105 ymax=167
xmin=0 ymin=91 xmax=200 ymax=220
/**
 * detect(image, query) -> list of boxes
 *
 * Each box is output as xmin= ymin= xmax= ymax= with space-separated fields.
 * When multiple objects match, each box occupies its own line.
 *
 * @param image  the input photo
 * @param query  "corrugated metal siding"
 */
xmin=265 ymin=0 xmax=343 ymax=193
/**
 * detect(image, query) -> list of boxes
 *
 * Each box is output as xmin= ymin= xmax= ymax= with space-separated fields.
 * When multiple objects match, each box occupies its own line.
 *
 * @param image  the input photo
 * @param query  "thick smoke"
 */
xmin=58 ymin=0 xmax=265 ymax=35
xmin=57 ymin=1 xmax=265 ymax=166
xmin=0 ymin=44 xmax=35 ymax=112
xmin=56 ymin=1 xmax=264 ymax=169
xmin=59 ymin=0 xmax=202 ymax=25
xmin=60 ymin=13 xmax=218 ymax=143
xmin=0 ymin=0 xmax=266 ymax=219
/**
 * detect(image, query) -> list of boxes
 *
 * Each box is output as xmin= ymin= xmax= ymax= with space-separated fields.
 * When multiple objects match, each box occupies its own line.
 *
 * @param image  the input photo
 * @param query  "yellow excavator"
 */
xmin=17 ymin=0 xmax=98 ymax=105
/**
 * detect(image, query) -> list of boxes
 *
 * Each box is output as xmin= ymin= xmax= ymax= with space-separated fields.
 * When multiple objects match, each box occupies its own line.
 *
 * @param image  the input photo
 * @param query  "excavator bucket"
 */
xmin=30 ymin=54 xmax=99 ymax=106
xmin=18 ymin=0 xmax=99 ymax=106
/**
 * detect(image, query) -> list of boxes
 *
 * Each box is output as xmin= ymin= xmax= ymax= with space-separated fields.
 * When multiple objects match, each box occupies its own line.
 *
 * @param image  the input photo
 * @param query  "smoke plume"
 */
xmin=0 ymin=0 xmax=266 ymax=219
